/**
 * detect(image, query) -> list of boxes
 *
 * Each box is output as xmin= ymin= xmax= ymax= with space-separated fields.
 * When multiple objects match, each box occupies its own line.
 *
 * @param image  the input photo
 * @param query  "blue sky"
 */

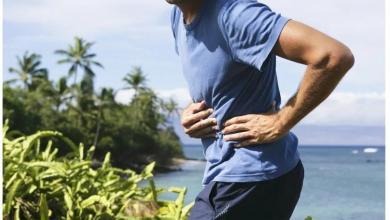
xmin=3 ymin=0 xmax=385 ymax=145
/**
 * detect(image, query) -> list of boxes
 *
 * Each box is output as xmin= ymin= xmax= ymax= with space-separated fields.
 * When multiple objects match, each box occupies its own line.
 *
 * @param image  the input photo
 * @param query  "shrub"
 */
xmin=2 ymin=121 xmax=193 ymax=219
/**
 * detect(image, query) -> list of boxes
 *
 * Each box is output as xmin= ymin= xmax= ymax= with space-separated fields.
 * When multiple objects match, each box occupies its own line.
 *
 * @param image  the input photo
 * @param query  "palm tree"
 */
xmin=163 ymin=98 xmax=180 ymax=118
xmin=159 ymin=97 xmax=180 ymax=127
xmin=92 ymin=88 xmax=116 ymax=147
xmin=55 ymin=36 xmax=103 ymax=85
xmin=122 ymin=66 xmax=147 ymax=98
xmin=53 ymin=77 xmax=73 ymax=111
xmin=99 ymin=87 xmax=116 ymax=104
xmin=78 ymin=74 xmax=95 ymax=111
xmin=8 ymin=52 xmax=48 ymax=90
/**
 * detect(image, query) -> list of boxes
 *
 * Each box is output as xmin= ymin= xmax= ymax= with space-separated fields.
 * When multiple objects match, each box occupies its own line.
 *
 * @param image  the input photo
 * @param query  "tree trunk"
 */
xmin=93 ymin=108 xmax=102 ymax=147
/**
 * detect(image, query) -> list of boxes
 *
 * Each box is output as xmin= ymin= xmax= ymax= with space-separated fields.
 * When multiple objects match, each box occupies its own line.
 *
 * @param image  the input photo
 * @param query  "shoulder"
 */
xmin=219 ymin=0 xmax=272 ymax=25
xmin=218 ymin=0 xmax=284 ymax=40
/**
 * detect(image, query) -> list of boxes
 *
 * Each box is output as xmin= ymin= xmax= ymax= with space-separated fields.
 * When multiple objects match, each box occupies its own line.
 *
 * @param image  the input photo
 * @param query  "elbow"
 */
xmin=330 ymin=46 xmax=355 ymax=72
xmin=313 ymin=45 xmax=355 ymax=74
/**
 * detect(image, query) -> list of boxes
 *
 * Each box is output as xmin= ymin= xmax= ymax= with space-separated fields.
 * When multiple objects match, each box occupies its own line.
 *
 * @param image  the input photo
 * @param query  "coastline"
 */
xmin=155 ymin=157 xmax=205 ymax=173
xmin=154 ymin=146 xmax=385 ymax=220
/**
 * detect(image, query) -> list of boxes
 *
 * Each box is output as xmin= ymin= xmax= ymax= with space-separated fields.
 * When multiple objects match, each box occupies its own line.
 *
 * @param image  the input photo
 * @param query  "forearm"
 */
xmin=276 ymin=54 xmax=354 ymax=134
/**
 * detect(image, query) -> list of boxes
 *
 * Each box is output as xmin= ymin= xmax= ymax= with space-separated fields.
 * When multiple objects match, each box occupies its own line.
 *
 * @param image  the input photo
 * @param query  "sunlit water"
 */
xmin=154 ymin=145 xmax=385 ymax=220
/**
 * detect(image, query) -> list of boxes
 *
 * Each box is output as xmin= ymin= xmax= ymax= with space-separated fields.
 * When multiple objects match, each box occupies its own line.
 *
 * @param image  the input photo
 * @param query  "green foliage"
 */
xmin=123 ymin=66 xmax=148 ymax=96
xmin=55 ymin=36 xmax=103 ymax=85
xmin=8 ymin=51 xmax=48 ymax=91
xmin=4 ymin=37 xmax=184 ymax=171
xmin=3 ymin=122 xmax=194 ymax=219
xmin=4 ymin=36 xmax=312 ymax=220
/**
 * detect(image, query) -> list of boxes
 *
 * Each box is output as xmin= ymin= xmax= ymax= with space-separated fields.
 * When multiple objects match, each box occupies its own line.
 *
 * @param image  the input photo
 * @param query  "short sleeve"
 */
xmin=220 ymin=0 xmax=290 ymax=71
xmin=170 ymin=6 xmax=180 ymax=55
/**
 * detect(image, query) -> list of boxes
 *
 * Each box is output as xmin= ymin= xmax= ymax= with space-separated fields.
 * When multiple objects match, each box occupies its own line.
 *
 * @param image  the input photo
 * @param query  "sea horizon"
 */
xmin=182 ymin=143 xmax=386 ymax=148
xmin=155 ymin=145 xmax=385 ymax=220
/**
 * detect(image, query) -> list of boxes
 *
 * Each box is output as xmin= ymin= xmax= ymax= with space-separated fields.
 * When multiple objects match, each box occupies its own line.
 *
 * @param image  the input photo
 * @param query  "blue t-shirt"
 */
xmin=170 ymin=0 xmax=300 ymax=186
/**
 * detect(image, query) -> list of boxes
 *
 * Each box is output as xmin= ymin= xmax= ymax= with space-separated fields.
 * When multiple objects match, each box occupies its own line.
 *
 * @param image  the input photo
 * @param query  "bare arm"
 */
xmin=222 ymin=19 xmax=355 ymax=146
xmin=273 ymin=20 xmax=355 ymax=135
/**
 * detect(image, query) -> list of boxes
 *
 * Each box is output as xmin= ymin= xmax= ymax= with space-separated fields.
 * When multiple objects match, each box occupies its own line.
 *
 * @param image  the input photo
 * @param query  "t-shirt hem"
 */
xmin=202 ymin=156 xmax=301 ymax=186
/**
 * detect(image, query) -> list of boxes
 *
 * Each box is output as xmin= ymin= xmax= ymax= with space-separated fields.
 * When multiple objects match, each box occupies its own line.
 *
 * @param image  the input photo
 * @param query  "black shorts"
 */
xmin=188 ymin=160 xmax=304 ymax=220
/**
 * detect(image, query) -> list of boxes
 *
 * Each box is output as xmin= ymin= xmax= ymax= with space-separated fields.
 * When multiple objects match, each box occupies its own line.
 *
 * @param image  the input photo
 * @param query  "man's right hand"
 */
xmin=180 ymin=100 xmax=218 ymax=138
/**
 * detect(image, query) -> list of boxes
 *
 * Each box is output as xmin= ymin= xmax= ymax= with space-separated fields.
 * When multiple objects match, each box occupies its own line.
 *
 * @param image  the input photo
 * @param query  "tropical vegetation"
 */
xmin=2 ymin=121 xmax=193 ymax=219
xmin=3 ymin=36 xmax=314 ymax=220
xmin=3 ymin=36 xmax=184 ymax=172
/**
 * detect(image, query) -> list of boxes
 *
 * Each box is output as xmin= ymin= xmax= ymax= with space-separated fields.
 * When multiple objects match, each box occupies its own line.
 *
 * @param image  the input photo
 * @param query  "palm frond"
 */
xmin=82 ymin=54 xmax=96 ymax=59
xmin=54 ymin=50 xmax=71 ymax=56
xmin=91 ymin=61 xmax=103 ymax=68
xmin=83 ymin=66 xmax=95 ymax=78
xmin=68 ymin=64 xmax=78 ymax=77
xmin=4 ymin=79 xmax=18 ymax=85
xmin=57 ymin=58 xmax=73 ymax=64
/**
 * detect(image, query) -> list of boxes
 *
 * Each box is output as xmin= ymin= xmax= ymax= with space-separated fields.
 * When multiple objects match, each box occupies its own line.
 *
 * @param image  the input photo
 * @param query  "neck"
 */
xmin=176 ymin=0 xmax=204 ymax=24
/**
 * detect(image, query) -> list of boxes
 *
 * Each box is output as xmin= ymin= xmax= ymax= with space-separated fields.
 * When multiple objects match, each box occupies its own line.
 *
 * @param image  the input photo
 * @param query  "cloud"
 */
xmin=156 ymin=88 xmax=192 ymax=108
xmin=3 ymin=0 xmax=180 ymax=93
xmin=115 ymin=87 xmax=192 ymax=108
xmin=4 ymin=0 xmax=385 ymax=123
xmin=122 ymin=87 xmax=384 ymax=126
xmin=263 ymin=0 xmax=385 ymax=91
xmin=4 ymin=0 xmax=384 ymax=145
xmin=4 ymin=0 xmax=171 ymax=39
xmin=115 ymin=89 xmax=135 ymax=104
xmin=283 ymin=91 xmax=385 ymax=126
xmin=290 ymin=124 xmax=384 ymax=146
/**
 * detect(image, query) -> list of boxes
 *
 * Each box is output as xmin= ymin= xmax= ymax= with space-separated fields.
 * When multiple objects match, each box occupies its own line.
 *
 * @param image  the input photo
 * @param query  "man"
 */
xmin=167 ymin=0 xmax=354 ymax=219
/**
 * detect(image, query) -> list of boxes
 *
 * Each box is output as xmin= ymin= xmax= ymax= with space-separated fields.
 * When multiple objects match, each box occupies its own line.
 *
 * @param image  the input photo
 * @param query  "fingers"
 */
xmin=223 ymin=115 xmax=252 ymax=127
xmin=190 ymin=100 xmax=207 ymax=113
xmin=191 ymin=108 xmax=214 ymax=123
xmin=181 ymin=100 xmax=213 ymax=127
xmin=221 ymin=123 xmax=249 ymax=135
xmin=182 ymin=109 xmax=214 ymax=127
xmin=190 ymin=126 xmax=218 ymax=138
xmin=189 ymin=117 xmax=217 ymax=131
xmin=180 ymin=100 xmax=219 ymax=139
xmin=184 ymin=118 xmax=217 ymax=135
xmin=235 ymin=139 xmax=258 ymax=148
xmin=223 ymin=131 xmax=253 ymax=142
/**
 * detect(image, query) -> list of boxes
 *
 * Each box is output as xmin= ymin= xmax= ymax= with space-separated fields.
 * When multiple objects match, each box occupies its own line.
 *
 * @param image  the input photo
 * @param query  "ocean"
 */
xmin=154 ymin=145 xmax=385 ymax=220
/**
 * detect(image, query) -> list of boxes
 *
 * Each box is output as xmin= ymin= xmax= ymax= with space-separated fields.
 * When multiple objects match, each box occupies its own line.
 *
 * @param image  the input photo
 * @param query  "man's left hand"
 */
xmin=221 ymin=102 xmax=288 ymax=147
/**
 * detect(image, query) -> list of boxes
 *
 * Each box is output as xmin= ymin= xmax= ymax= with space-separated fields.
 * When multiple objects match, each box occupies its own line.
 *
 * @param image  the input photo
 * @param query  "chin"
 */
xmin=165 ymin=0 xmax=186 ymax=4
